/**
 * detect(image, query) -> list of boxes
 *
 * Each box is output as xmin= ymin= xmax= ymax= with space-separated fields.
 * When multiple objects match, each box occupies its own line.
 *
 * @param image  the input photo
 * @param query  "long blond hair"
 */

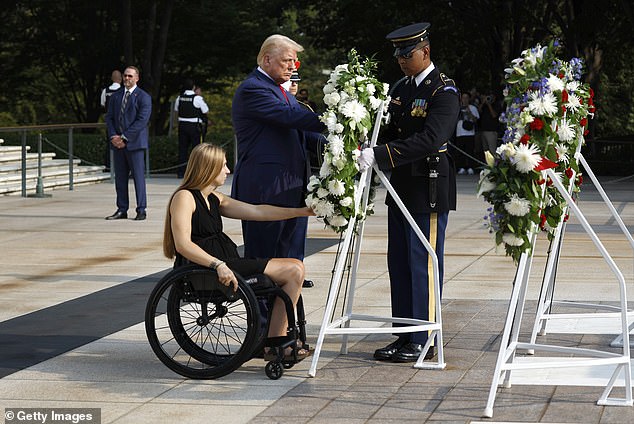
xmin=163 ymin=143 xmax=226 ymax=259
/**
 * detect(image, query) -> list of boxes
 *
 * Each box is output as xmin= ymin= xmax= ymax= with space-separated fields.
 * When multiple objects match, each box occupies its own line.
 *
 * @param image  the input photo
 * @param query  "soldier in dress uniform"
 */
xmin=358 ymin=22 xmax=460 ymax=362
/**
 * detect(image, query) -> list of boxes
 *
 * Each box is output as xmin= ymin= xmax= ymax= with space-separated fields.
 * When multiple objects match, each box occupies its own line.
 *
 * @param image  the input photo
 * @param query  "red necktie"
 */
xmin=279 ymin=85 xmax=289 ymax=104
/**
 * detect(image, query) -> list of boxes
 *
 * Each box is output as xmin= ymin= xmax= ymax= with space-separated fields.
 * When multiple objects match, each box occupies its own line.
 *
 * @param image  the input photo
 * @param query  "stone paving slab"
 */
xmin=1 ymin=175 xmax=634 ymax=423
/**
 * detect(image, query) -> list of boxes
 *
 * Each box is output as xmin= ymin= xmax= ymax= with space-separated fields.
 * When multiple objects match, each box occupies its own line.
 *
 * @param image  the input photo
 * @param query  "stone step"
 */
xmin=0 ymin=173 xmax=110 ymax=196
xmin=0 ymin=152 xmax=56 ymax=164
xmin=0 ymin=145 xmax=30 ymax=153
xmin=0 ymin=158 xmax=84 ymax=175
xmin=0 ymin=163 xmax=106 ymax=184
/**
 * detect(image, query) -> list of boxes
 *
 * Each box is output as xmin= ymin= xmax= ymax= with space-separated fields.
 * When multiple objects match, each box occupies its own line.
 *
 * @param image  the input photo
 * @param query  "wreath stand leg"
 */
xmin=483 ymin=162 xmax=633 ymax=418
xmin=308 ymin=102 xmax=446 ymax=377
xmin=528 ymin=152 xmax=634 ymax=349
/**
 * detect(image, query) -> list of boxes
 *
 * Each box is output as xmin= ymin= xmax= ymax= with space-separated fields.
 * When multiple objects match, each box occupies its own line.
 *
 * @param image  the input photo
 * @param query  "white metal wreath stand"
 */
xmin=528 ymin=151 xmax=634 ymax=349
xmin=308 ymin=102 xmax=446 ymax=377
xmin=483 ymin=146 xmax=633 ymax=418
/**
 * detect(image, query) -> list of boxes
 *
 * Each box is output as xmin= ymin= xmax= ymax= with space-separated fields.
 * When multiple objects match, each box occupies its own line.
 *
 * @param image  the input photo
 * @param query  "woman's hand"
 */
xmin=216 ymin=263 xmax=238 ymax=292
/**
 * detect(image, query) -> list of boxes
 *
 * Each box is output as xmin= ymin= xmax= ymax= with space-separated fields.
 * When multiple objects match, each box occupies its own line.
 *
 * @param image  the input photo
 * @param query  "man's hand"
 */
xmin=110 ymin=135 xmax=126 ymax=149
xmin=357 ymin=147 xmax=375 ymax=172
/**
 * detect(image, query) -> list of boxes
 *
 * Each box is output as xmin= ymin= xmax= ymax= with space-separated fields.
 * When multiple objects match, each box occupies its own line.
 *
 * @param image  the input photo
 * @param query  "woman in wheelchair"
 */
xmin=162 ymin=142 xmax=314 ymax=362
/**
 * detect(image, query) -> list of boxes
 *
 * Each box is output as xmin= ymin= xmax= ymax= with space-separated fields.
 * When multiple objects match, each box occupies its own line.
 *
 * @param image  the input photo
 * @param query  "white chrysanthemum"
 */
xmin=315 ymin=200 xmax=335 ymax=218
xmin=502 ymin=233 xmax=525 ymax=247
xmin=366 ymin=83 xmax=376 ymax=95
xmin=565 ymin=93 xmax=582 ymax=112
xmin=340 ymin=100 xmax=368 ymax=123
xmin=546 ymin=73 xmax=565 ymax=92
xmin=334 ymin=123 xmax=344 ymax=133
xmin=555 ymin=143 xmax=569 ymax=163
xmin=496 ymin=142 xmax=516 ymax=160
xmin=327 ymin=179 xmax=346 ymax=196
xmin=327 ymin=134 xmax=344 ymax=157
xmin=339 ymin=197 xmax=353 ymax=207
xmin=323 ymin=92 xmax=341 ymax=108
xmin=328 ymin=214 xmax=348 ymax=228
xmin=566 ymin=80 xmax=580 ymax=93
xmin=528 ymin=91 xmax=559 ymax=117
xmin=556 ymin=118 xmax=575 ymax=142
xmin=504 ymin=194 xmax=531 ymax=216
xmin=513 ymin=143 xmax=541 ymax=173
xmin=322 ymin=111 xmax=338 ymax=133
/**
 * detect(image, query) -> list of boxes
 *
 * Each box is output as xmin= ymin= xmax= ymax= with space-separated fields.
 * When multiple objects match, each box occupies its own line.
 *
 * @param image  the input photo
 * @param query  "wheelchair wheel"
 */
xmin=265 ymin=361 xmax=284 ymax=380
xmin=145 ymin=265 xmax=260 ymax=379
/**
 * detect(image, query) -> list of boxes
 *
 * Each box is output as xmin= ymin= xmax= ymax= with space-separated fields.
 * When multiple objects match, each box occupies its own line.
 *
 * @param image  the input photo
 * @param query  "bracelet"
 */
xmin=210 ymin=260 xmax=225 ymax=270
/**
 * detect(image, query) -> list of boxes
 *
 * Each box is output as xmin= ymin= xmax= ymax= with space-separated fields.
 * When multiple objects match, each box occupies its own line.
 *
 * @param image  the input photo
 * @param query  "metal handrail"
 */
xmin=0 ymin=123 xmax=106 ymax=197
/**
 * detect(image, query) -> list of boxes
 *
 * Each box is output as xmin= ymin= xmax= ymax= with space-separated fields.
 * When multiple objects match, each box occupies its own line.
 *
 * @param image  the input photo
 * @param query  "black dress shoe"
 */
xmin=105 ymin=211 xmax=127 ymax=220
xmin=392 ymin=343 xmax=435 ymax=362
xmin=373 ymin=338 xmax=408 ymax=361
xmin=133 ymin=212 xmax=146 ymax=221
xmin=302 ymin=279 xmax=314 ymax=288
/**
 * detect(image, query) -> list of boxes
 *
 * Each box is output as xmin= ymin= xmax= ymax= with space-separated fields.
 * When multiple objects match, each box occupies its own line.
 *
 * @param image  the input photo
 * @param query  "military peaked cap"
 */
xmin=386 ymin=22 xmax=431 ymax=57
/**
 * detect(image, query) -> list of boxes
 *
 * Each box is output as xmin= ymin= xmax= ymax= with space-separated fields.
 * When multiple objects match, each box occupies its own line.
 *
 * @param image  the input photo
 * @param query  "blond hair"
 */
xmin=256 ymin=34 xmax=304 ymax=66
xmin=162 ymin=143 xmax=227 ymax=259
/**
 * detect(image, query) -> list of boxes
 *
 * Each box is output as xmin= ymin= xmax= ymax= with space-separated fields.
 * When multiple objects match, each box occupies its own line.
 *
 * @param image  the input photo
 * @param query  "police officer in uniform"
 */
xmin=358 ymin=22 xmax=460 ymax=362
xmin=174 ymin=78 xmax=209 ymax=178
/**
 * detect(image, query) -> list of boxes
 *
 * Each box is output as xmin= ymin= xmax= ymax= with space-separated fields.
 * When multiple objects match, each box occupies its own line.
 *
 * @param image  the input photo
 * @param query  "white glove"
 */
xmin=357 ymin=148 xmax=376 ymax=172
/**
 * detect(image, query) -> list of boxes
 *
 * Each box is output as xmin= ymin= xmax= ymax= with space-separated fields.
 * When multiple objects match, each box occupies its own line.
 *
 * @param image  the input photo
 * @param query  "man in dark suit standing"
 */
xmin=105 ymin=66 xmax=152 ymax=221
xmin=358 ymin=23 xmax=460 ymax=362
xmin=231 ymin=34 xmax=325 ymax=287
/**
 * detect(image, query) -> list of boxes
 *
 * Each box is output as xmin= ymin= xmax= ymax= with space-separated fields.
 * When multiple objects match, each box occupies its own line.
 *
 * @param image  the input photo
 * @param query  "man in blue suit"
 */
xmin=105 ymin=66 xmax=152 ymax=221
xmin=231 ymin=35 xmax=325 ymax=286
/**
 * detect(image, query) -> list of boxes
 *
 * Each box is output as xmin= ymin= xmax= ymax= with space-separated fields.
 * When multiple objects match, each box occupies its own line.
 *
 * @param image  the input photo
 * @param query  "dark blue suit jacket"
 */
xmin=105 ymin=86 xmax=151 ymax=151
xmin=231 ymin=69 xmax=325 ymax=207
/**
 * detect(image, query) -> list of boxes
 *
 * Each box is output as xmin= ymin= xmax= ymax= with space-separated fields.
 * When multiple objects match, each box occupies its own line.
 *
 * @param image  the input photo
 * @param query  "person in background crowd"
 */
xmin=454 ymin=92 xmax=479 ymax=175
xmin=174 ymin=78 xmax=210 ymax=178
xmin=296 ymin=88 xmax=318 ymax=113
xmin=100 ymin=70 xmax=122 ymax=171
xmin=357 ymin=22 xmax=460 ymax=362
xmin=104 ymin=66 xmax=151 ymax=221
xmin=477 ymin=92 xmax=501 ymax=156
xmin=163 ymin=143 xmax=314 ymax=360
xmin=231 ymin=34 xmax=326 ymax=290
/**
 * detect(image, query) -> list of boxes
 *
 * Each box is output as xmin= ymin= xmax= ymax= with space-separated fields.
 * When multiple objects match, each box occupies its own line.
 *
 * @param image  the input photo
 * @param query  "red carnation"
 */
xmin=565 ymin=168 xmax=574 ymax=179
xmin=580 ymin=117 xmax=588 ymax=127
xmin=576 ymin=175 xmax=583 ymax=186
xmin=537 ymin=178 xmax=546 ymax=185
xmin=589 ymin=88 xmax=595 ymax=98
xmin=563 ymin=214 xmax=569 ymax=222
xmin=561 ymin=90 xmax=568 ymax=103
xmin=584 ymin=129 xmax=589 ymax=135
xmin=530 ymin=118 xmax=544 ymax=130
xmin=558 ymin=72 xmax=564 ymax=78
xmin=520 ymin=134 xmax=530 ymax=145
xmin=546 ymin=178 xmax=553 ymax=186
xmin=540 ymin=214 xmax=547 ymax=228
xmin=561 ymin=105 xmax=566 ymax=114
xmin=589 ymin=105 xmax=596 ymax=113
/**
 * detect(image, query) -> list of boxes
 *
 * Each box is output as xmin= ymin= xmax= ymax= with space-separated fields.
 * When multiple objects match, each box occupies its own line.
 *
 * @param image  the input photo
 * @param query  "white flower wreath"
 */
xmin=305 ymin=49 xmax=389 ymax=233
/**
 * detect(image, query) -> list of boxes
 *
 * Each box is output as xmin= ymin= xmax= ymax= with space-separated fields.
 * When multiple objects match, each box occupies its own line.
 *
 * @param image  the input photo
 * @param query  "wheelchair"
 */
xmin=145 ymin=264 xmax=308 ymax=380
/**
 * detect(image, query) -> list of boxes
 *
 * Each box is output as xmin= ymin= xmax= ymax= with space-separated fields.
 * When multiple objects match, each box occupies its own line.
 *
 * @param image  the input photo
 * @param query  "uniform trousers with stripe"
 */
xmin=387 ymin=206 xmax=448 ymax=345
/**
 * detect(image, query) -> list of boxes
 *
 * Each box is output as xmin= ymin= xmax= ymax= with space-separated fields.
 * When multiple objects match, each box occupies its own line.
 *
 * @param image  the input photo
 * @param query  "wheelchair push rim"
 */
xmin=145 ymin=265 xmax=260 ymax=379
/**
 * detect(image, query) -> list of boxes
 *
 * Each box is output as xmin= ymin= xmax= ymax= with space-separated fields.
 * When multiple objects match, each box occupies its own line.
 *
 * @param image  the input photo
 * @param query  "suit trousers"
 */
xmin=387 ymin=206 xmax=448 ymax=345
xmin=113 ymin=147 xmax=147 ymax=213
xmin=242 ymin=216 xmax=307 ymax=261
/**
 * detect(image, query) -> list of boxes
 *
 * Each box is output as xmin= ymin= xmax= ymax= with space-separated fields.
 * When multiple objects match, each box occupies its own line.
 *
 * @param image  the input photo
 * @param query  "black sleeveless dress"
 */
xmin=174 ymin=189 xmax=268 ymax=277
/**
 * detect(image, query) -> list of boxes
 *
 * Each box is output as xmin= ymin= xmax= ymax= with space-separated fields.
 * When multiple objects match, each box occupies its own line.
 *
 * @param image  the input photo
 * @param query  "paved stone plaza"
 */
xmin=1 ymin=174 xmax=634 ymax=423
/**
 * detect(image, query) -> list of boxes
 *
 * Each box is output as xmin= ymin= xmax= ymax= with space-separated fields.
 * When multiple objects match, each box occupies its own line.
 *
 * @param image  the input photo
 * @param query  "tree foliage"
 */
xmin=0 ymin=0 xmax=632 ymax=139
